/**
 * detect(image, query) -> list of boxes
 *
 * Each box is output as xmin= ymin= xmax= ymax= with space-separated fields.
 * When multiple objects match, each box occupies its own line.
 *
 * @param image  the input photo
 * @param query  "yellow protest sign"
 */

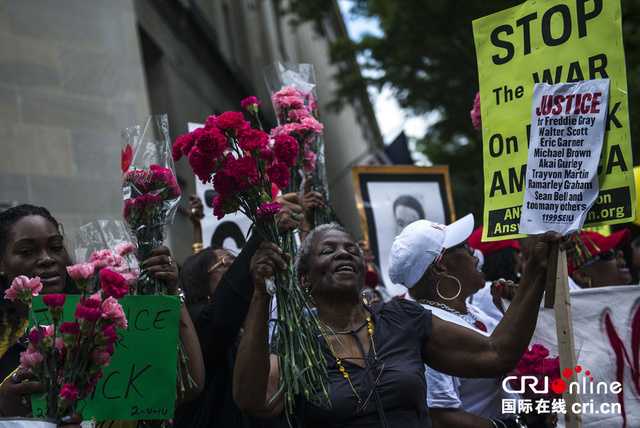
xmin=473 ymin=0 xmax=635 ymax=241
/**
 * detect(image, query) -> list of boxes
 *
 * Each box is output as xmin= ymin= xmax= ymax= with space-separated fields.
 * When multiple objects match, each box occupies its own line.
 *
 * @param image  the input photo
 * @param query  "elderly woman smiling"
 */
xmin=233 ymin=221 xmax=571 ymax=427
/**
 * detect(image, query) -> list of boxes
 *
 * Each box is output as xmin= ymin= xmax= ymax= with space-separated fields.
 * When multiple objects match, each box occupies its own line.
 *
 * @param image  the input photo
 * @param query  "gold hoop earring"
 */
xmin=436 ymin=275 xmax=461 ymax=301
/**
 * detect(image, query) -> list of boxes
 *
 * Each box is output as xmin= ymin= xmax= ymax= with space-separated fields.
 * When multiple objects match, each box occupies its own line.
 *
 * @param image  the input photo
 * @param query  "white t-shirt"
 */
xmin=422 ymin=303 xmax=519 ymax=419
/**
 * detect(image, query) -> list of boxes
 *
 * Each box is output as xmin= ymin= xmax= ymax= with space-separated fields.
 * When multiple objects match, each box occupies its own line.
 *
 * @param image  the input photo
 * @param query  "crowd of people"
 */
xmin=2 ymin=181 xmax=640 ymax=427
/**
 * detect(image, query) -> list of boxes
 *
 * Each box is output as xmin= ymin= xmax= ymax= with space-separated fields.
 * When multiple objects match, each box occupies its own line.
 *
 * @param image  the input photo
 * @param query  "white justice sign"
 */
xmin=520 ymin=78 xmax=610 ymax=235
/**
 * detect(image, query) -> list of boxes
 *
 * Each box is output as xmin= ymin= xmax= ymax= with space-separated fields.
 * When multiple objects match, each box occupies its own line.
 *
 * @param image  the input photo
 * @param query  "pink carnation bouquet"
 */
xmin=5 ymin=272 xmax=127 ymax=422
xmin=121 ymin=115 xmax=181 ymax=295
xmin=173 ymin=97 xmax=330 ymax=414
xmin=264 ymin=61 xmax=332 ymax=227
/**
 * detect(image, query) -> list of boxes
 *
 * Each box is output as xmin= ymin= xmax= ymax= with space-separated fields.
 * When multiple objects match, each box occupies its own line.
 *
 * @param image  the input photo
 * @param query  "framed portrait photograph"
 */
xmin=352 ymin=165 xmax=456 ymax=297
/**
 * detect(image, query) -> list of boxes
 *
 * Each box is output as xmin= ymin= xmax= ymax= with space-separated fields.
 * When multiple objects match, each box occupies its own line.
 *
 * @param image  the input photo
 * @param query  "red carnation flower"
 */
xmin=42 ymin=293 xmax=66 ymax=308
xmin=273 ymin=134 xmax=299 ymax=167
xmin=100 ymin=268 xmax=129 ymax=299
xmin=60 ymin=383 xmax=79 ymax=403
xmin=188 ymin=146 xmax=217 ymax=184
xmin=266 ymin=162 xmax=290 ymax=190
xmin=75 ymin=305 xmax=102 ymax=323
xmin=257 ymin=202 xmax=282 ymax=218
xmin=181 ymin=128 xmax=203 ymax=157
xmin=215 ymin=111 xmax=246 ymax=136
xmin=241 ymin=96 xmax=261 ymax=109
xmin=59 ymin=321 xmax=80 ymax=336
xmin=196 ymin=128 xmax=227 ymax=158
xmin=204 ymin=115 xmax=217 ymax=131
xmin=228 ymin=155 xmax=258 ymax=181
xmin=213 ymin=169 xmax=241 ymax=197
xmin=260 ymin=148 xmax=274 ymax=162
xmin=238 ymin=129 xmax=269 ymax=151
xmin=212 ymin=195 xmax=227 ymax=220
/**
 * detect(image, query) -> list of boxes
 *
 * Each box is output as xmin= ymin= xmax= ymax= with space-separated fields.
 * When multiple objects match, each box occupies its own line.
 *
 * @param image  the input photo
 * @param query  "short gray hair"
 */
xmin=294 ymin=222 xmax=361 ymax=278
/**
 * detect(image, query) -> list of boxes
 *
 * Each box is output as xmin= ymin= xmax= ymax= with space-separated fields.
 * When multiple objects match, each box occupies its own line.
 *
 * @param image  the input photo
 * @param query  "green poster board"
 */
xmin=31 ymin=295 xmax=180 ymax=421
xmin=473 ymin=0 xmax=635 ymax=241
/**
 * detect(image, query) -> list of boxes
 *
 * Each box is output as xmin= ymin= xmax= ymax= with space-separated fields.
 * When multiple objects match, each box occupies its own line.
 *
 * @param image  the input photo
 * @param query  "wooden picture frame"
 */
xmin=352 ymin=165 xmax=456 ymax=296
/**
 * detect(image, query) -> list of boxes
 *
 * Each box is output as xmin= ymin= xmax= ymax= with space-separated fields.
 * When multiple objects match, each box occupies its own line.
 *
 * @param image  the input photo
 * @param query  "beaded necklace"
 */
xmin=320 ymin=316 xmax=377 ymax=402
xmin=418 ymin=299 xmax=488 ymax=332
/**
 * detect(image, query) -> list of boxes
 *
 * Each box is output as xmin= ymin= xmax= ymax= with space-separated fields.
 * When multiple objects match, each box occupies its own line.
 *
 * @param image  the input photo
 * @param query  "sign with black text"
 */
xmin=31 ymin=295 xmax=180 ymax=421
xmin=520 ymin=79 xmax=609 ymax=234
xmin=473 ymin=0 xmax=635 ymax=240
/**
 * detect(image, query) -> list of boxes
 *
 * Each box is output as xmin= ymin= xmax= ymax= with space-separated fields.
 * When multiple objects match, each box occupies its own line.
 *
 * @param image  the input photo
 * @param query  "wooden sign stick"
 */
xmin=551 ymin=242 xmax=582 ymax=427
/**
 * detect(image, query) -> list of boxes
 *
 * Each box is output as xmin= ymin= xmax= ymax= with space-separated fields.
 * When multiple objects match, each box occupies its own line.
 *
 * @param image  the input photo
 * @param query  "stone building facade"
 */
xmin=0 ymin=0 xmax=383 ymax=261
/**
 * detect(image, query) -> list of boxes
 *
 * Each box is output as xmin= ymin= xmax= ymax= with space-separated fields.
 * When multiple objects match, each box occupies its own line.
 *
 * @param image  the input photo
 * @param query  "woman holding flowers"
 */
xmin=233 ymin=221 xmax=572 ymax=427
xmin=0 ymin=205 xmax=82 ymax=425
xmin=174 ymin=192 xmax=302 ymax=427
xmin=0 ymin=205 xmax=204 ymax=426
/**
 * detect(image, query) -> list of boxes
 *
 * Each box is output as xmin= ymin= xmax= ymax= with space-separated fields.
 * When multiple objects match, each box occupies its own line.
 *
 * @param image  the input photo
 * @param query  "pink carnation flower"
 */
xmin=300 ymin=117 xmax=324 ymax=135
xmin=115 ymin=242 xmax=135 ymax=256
xmin=66 ymin=263 xmax=95 ymax=280
xmin=91 ymin=348 xmax=112 ymax=367
xmin=5 ymin=276 xmax=43 ymax=302
xmin=302 ymin=149 xmax=317 ymax=174
xmin=19 ymin=345 xmax=43 ymax=370
xmin=100 ymin=269 xmax=129 ymax=299
xmin=288 ymin=108 xmax=312 ymax=121
xmin=60 ymin=383 xmax=79 ymax=403
xmin=276 ymin=95 xmax=304 ymax=110
xmin=101 ymin=297 xmax=128 ymax=330
xmin=89 ymin=249 xmax=124 ymax=271
xmin=119 ymin=271 xmax=139 ymax=288
xmin=273 ymin=86 xmax=302 ymax=103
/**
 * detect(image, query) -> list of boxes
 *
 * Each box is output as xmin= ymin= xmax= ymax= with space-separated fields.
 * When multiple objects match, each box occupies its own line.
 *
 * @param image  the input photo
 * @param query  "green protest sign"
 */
xmin=31 ymin=295 xmax=179 ymax=421
xmin=473 ymin=0 xmax=635 ymax=241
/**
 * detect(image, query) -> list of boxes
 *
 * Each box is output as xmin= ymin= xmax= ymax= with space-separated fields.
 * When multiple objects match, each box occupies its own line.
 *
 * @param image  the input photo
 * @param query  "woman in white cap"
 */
xmin=233 ymin=220 xmax=570 ymax=427
xmin=391 ymin=215 xmax=554 ymax=427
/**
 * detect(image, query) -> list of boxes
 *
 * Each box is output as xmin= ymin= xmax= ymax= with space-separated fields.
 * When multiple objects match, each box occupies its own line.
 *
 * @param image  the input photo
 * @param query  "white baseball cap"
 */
xmin=388 ymin=214 xmax=475 ymax=288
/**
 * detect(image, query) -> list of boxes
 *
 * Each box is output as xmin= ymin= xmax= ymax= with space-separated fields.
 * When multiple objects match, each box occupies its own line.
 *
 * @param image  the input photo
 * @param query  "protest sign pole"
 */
xmin=551 ymin=245 xmax=582 ymax=427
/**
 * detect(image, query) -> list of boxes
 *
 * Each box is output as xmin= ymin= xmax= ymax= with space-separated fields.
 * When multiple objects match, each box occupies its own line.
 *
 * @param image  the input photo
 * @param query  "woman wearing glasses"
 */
xmin=234 ymin=218 xmax=571 ymax=427
xmin=568 ymin=229 xmax=632 ymax=288
xmin=173 ymin=193 xmax=303 ymax=427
